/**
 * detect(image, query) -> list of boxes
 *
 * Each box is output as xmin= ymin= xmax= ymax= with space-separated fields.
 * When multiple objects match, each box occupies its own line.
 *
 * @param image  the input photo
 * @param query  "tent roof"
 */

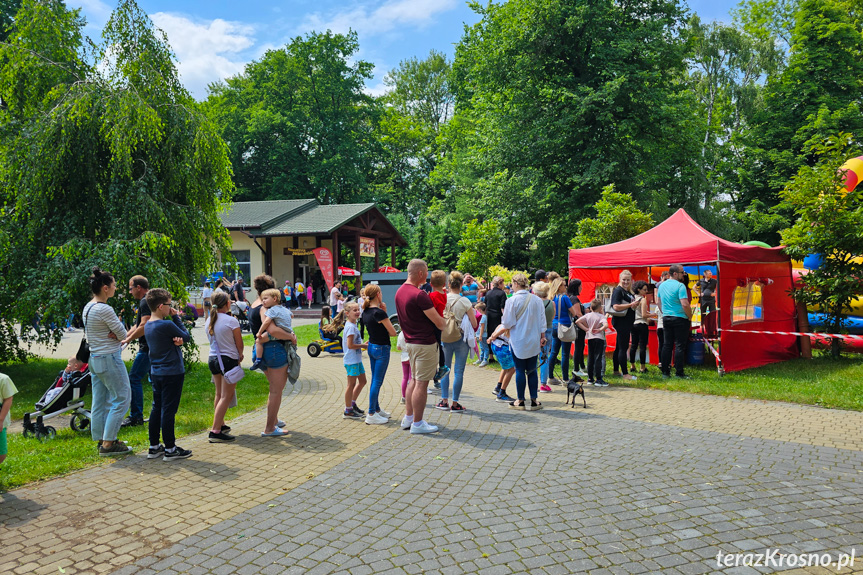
xmin=568 ymin=209 xmax=789 ymax=268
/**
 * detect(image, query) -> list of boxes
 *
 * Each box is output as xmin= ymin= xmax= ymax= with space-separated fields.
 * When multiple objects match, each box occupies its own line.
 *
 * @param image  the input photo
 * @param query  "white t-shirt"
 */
xmin=343 ymin=321 xmax=363 ymax=365
xmin=330 ymin=287 xmax=341 ymax=307
xmin=208 ymin=313 xmax=241 ymax=359
xmin=202 ymin=287 xmax=213 ymax=299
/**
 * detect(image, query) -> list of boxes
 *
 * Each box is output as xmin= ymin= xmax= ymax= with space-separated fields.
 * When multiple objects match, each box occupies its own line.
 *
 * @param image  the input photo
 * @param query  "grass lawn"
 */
xmin=1 ymin=359 xmax=271 ymax=492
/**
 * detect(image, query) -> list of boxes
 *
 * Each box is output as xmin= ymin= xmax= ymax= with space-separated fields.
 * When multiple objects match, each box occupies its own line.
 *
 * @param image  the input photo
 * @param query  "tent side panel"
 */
xmin=719 ymin=261 xmax=798 ymax=372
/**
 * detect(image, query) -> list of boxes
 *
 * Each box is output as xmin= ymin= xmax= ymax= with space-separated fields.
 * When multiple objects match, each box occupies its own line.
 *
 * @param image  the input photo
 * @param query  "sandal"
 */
xmin=526 ymin=400 xmax=543 ymax=411
xmin=508 ymin=400 xmax=525 ymax=410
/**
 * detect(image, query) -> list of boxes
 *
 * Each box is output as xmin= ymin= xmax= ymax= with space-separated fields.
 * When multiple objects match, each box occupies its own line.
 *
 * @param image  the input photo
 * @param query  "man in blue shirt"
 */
xmin=657 ymin=264 xmax=693 ymax=378
xmin=461 ymin=274 xmax=479 ymax=304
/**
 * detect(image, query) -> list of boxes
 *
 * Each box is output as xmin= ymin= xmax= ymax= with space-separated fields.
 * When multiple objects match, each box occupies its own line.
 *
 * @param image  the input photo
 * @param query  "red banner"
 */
xmin=313 ymin=247 xmax=335 ymax=292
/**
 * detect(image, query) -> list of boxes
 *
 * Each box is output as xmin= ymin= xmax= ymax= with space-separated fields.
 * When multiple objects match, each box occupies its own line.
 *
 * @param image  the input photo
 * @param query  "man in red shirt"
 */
xmin=396 ymin=260 xmax=446 ymax=434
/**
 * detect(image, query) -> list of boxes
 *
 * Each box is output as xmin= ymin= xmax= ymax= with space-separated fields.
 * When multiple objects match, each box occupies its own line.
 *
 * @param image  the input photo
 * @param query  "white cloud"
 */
xmin=301 ymin=0 xmax=458 ymax=37
xmin=150 ymin=13 xmax=256 ymax=100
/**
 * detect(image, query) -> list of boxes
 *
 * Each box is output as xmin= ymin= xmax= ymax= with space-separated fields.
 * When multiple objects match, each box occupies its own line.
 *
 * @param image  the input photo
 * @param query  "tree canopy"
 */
xmin=0 ymin=0 xmax=232 ymax=361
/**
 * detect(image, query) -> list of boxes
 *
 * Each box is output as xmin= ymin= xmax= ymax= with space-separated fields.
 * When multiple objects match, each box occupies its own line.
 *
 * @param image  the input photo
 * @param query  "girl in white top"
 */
xmin=206 ymin=292 xmax=243 ymax=442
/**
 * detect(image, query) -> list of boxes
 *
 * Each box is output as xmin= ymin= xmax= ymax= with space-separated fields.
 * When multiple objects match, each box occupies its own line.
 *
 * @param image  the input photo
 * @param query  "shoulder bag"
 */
xmin=78 ymin=302 xmax=106 ymax=363
xmin=442 ymin=295 xmax=467 ymax=343
xmin=210 ymin=318 xmax=245 ymax=385
xmin=556 ymin=296 xmax=579 ymax=342
xmin=604 ymin=287 xmax=628 ymax=317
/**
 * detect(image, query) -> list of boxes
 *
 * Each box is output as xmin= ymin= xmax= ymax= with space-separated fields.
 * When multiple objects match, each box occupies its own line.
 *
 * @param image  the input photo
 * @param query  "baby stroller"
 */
xmin=231 ymin=300 xmax=251 ymax=332
xmin=22 ymin=365 xmax=92 ymax=441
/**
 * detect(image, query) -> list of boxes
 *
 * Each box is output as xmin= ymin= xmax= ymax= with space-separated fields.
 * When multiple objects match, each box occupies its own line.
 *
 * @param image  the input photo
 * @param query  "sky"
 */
xmin=68 ymin=0 xmax=741 ymax=101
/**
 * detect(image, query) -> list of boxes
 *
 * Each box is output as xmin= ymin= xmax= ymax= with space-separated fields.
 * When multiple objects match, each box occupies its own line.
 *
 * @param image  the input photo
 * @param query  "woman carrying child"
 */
xmin=362 ymin=285 xmax=397 ymax=424
xmin=249 ymin=275 xmax=297 ymax=437
xmin=206 ymin=292 xmax=242 ymax=443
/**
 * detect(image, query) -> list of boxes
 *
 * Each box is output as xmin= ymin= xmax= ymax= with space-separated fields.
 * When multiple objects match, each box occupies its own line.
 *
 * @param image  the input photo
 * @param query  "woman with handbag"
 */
xmin=568 ymin=279 xmax=587 ymax=376
xmin=437 ymin=271 xmax=478 ymax=413
xmin=610 ymin=270 xmax=640 ymax=380
xmin=207 ymin=292 xmax=243 ymax=442
xmin=548 ymin=278 xmax=580 ymax=385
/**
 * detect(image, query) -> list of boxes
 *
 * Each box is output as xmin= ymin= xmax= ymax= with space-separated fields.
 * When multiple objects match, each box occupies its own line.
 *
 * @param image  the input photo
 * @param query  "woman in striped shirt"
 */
xmin=83 ymin=268 xmax=132 ymax=457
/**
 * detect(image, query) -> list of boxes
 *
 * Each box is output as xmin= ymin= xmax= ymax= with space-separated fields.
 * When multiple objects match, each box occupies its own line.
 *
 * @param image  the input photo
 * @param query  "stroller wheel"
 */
xmin=35 ymin=426 xmax=56 ymax=441
xmin=22 ymin=427 xmax=34 ymax=439
xmin=70 ymin=413 xmax=90 ymax=432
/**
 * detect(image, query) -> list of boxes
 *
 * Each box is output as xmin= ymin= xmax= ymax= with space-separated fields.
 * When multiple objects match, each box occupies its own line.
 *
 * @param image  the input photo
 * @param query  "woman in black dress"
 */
xmin=610 ymin=270 xmax=640 ymax=380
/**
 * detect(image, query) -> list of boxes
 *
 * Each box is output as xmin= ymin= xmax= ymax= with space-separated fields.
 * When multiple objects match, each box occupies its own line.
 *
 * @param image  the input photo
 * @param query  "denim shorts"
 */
xmin=344 ymin=362 xmax=366 ymax=377
xmin=494 ymin=343 xmax=515 ymax=370
xmin=261 ymin=340 xmax=288 ymax=370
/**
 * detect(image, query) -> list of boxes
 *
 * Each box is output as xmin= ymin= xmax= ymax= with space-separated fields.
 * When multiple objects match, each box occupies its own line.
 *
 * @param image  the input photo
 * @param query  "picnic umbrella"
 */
xmin=338 ymin=266 xmax=361 ymax=277
xmin=377 ymin=266 xmax=400 ymax=273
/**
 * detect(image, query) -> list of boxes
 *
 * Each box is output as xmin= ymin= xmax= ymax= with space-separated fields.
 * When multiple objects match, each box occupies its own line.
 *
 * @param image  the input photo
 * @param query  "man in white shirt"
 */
xmin=329 ymin=281 xmax=343 ymax=308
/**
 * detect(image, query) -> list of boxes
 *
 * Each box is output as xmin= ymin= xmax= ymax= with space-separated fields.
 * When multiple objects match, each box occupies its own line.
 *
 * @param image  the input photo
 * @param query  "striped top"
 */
xmin=83 ymin=301 xmax=127 ymax=355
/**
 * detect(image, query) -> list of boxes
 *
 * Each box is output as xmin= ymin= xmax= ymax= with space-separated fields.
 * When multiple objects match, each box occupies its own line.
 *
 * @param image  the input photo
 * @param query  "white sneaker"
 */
xmin=277 ymin=419 xmax=286 ymax=428
xmin=410 ymin=421 xmax=439 ymax=434
xmin=576 ymin=370 xmax=587 ymax=377
xmin=377 ymin=410 xmax=391 ymax=419
xmin=365 ymin=413 xmax=388 ymax=425
xmin=400 ymin=416 xmax=413 ymax=430
xmin=477 ymin=361 xmax=488 ymax=367
xmin=400 ymin=397 xmax=406 ymax=404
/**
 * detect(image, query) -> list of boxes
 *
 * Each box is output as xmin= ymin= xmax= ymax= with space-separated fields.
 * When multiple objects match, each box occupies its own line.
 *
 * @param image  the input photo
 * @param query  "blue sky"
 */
xmin=69 ymin=0 xmax=740 ymax=100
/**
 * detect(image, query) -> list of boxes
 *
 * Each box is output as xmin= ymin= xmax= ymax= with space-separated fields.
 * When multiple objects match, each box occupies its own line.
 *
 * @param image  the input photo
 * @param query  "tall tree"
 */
xmin=0 ymin=0 xmax=233 ymax=361
xmin=205 ymin=31 xmax=378 ymax=204
xmin=444 ymin=0 xmax=696 ymax=271
xmin=740 ymin=0 xmax=863 ymax=233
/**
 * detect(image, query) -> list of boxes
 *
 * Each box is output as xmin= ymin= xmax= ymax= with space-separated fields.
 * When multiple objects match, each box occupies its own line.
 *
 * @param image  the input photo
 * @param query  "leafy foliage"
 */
xmin=457 ymin=219 xmax=502 ymax=279
xmin=0 ymin=0 xmax=232 ymax=362
xmin=779 ymin=134 xmax=863 ymax=356
xmin=570 ymin=185 xmax=655 ymax=249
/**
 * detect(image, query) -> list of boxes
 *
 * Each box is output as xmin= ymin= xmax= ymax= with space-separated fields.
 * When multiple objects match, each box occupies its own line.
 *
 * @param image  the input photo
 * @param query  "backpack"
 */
xmin=442 ymin=296 xmax=467 ymax=343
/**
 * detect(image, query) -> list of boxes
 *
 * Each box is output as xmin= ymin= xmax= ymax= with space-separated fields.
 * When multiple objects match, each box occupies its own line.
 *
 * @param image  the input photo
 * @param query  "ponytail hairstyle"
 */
xmin=209 ymin=291 xmax=230 ymax=335
xmin=89 ymin=267 xmax=115 ymax=295
xmin=363 ymin=284 xmax=381 ymax=310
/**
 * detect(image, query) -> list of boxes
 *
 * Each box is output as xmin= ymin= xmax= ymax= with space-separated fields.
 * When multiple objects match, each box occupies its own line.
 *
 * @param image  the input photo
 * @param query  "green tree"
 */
xmin=779 ymin=134 xmax=863 ymax=357
xmin=740 ymin=0 xmax=863 ymax=239
xmin=0 ymin=0 xmax=233 ymax=361
xmin=570 ymin=185 xmax=654 ymax=249
xmin=0 ymin=0 xmax=22 ymax=42
xmin=457 ymin=219 xmax=502 ymax=278
xmin=205 ymin=31 xmax=378 ymax=204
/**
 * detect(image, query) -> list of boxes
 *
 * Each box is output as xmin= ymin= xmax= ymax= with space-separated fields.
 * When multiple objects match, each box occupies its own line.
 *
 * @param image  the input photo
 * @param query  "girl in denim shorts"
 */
xmin=342 ymin=302 xmax=368 ymax=419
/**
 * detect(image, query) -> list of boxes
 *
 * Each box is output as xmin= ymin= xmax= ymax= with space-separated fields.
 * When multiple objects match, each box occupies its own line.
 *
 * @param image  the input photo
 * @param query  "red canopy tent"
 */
xmin=568 ymin=209 xmax=798 ymax=372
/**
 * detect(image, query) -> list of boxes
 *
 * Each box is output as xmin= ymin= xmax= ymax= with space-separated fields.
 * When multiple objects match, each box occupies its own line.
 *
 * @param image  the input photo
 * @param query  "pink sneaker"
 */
xmin=539 ymin=384 xmax=552 ymax=393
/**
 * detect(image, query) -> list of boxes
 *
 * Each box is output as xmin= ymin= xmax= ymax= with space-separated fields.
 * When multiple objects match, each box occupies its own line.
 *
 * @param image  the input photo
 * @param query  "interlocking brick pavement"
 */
xmin=3 ymin=354 xmax=863 ymax=574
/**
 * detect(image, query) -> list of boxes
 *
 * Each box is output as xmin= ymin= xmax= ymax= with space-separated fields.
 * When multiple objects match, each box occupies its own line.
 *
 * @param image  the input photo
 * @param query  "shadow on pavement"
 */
xmin=0 ymin=491 xmax=49 ymax=527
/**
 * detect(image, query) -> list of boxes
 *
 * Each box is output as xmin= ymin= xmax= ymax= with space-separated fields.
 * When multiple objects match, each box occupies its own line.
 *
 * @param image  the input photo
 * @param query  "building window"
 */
xmin=596 ymin=284 xmax=614 ymax=311
xmin=731 ymin=282 xmax=763 ymax=324
xmin=226 ymin=250 xmax=251 ymax=281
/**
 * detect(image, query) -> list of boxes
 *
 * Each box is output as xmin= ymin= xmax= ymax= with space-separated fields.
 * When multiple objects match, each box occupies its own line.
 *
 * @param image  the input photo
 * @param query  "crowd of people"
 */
xmin=0 ymin=260 xmax=709 ymax=467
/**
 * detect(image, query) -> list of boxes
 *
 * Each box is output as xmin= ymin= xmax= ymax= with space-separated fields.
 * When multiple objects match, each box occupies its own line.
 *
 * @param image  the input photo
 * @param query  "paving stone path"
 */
xmin=2 ymin=348 xmax=862 ymax=575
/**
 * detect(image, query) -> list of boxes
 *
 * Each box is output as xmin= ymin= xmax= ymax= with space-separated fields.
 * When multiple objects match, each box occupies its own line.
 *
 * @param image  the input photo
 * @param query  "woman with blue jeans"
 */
xmin=437 ymin=271 xmax=478 ymax=413
xmin=361 ymin=285 xmax=397 ymax=424
xmin=548 ymin=278 xmax=580 ymax=384
xmin=83 ymin=268 xmax=132 ymax=457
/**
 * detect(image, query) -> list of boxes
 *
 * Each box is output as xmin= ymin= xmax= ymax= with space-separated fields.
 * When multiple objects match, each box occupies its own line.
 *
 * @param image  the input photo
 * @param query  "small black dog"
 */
xmin=566 ymin=375 xmax=586 ymax=408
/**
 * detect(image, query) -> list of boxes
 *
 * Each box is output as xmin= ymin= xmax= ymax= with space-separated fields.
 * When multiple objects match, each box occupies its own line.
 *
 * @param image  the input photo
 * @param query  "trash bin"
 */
xmin=687 ymin=334 xmax=705 ymax=365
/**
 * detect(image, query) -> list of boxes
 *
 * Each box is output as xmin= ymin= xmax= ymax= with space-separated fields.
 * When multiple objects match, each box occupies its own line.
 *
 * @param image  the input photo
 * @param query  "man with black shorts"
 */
xmin=396 ymin=259 xmax=445 ymax=435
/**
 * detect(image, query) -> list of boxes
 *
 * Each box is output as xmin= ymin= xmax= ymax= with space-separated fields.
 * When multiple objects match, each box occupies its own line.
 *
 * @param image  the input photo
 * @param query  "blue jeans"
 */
xmin=128 ymin=350 xmax=151 ymax=420
xmin=367 ymin=343 xmax=391 ymax=414
xmin=479 ymin=339 xmax=490 ymax=362
xmin=513 ymin=353 xmax=539 ymax=401
xmin=89 ymin=351 xmax=131 ymax=442
xmin=550 ymin=325 xmax=571 ymax=380
xmin=441 ymin=338 xmax=470 ymax=402
xmin=539 ymin=327 xmax=553 ymax=384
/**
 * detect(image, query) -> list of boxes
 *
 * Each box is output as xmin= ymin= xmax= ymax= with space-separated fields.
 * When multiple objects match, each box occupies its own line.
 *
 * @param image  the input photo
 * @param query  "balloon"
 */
xmin=839 ymin=156 xmax=863 ymax=194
